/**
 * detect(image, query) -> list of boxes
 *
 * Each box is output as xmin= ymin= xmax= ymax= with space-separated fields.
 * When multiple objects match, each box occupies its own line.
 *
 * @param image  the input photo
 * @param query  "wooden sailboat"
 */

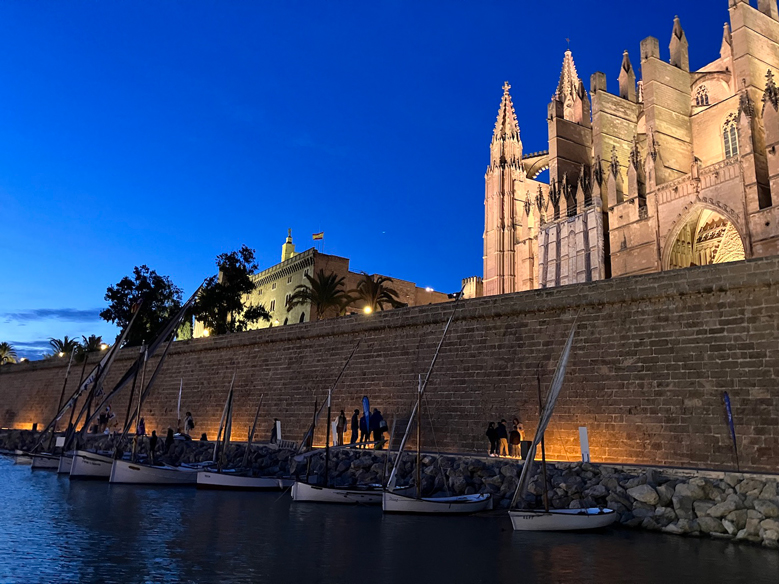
xmin=198 ymin=393 xmax=284 ymax=490
xmin=108 ymin=301 xmax=201 ymax=486
xmin=32 ymin=352 xmax=77 ymax=471
xmin=382 ymin=376 xmax=491 ymax=514
xmin=291 ymin=343 xmax=386 ymax=504
xmin=383 ymin=290 xmax=491 ymax=514
xmin=508 ymin=321 xmax=617 ymax=531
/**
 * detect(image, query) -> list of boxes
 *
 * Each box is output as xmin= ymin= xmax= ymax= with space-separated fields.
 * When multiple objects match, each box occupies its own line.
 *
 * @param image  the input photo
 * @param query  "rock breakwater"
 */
xmin=2 ymin=430 xmax=776 ymax=549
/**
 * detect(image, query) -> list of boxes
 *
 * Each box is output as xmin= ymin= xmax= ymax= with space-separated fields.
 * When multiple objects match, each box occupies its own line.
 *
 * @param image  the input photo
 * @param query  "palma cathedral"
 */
xmin=479 ymin=0 xmax=779 ymax=297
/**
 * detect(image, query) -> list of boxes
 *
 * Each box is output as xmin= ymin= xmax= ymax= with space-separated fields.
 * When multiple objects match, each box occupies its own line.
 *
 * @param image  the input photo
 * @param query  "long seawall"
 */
xmin=1 ymin=256 xmax=778 ymax=471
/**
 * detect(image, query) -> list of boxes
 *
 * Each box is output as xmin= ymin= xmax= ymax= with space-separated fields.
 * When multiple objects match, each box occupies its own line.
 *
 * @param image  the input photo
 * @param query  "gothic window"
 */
xmin=299 ymin=312 xmax=305 ymax=323
xmin=270 ymin=299 xmax=276 ymax=311
xmin=272 ymin=282 xmax=277 ymax=290
xmin=723 ymin=114 xmax=739 ymax=159
xmin=695 ymin=85 xmax=709 ymax=106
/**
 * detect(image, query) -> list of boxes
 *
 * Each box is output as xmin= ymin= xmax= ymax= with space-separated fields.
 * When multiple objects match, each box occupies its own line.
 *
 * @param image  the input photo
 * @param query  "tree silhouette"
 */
xmin=0 ymin=342 xmax=17 ymax=365
xmin=287 ymin=270 xmax=352 ymax=320
xmin=350 ymin=273 xmax=405 ymax=313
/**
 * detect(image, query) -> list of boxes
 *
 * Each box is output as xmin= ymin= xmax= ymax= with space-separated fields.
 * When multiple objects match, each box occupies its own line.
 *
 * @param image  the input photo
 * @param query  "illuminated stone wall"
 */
xmin=2 ymin=256 xmax=778 ymax=472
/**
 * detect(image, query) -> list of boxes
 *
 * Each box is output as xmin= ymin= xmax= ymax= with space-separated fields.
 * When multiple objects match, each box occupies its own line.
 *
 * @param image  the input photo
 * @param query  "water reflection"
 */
xmin=0 ymin=460 xmax=775 ymax=583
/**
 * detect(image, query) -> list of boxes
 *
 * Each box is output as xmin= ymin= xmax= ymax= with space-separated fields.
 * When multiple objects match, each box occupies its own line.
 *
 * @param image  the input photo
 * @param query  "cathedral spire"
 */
xmin=493 ymin=81 xmax=520 ymax=140
xmin=618 ymin=51 xmax=637 ymax=102
xmin=556 ymin=49 xmax=581 ymax=104
xmin=669 ymin=16 xmax=690 ymax=72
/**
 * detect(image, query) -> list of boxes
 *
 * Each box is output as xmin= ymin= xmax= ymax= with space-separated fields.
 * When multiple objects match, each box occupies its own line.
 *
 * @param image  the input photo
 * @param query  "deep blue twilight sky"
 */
xmin=0 ymin=1 xmax=731 ymax=358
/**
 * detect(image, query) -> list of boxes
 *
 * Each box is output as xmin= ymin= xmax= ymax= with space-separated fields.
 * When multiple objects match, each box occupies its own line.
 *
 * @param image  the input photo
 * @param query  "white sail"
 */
xmin=510 ymin=321 xmax=577 ymax=509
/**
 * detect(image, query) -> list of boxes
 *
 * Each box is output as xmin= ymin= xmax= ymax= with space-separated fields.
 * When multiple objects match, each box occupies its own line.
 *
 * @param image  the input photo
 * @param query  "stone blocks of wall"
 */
xmin=2 ymin=257 xmax=779 ymax=472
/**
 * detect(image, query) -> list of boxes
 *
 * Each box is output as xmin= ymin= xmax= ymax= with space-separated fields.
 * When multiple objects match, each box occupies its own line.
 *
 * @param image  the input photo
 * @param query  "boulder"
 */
xmin=583 ymin=484 xmax=608 ymax=499
xmin=753 ymin=499 xmax=779 ymax=518
xmin=631 ymin=503 xmax=655 ymax=519
xmin=672 ymin=495 xmax=695 ymax=520
xmin=758 ymin=482 xmax=777 ymax=501
xmin=735 ymin=529 xmax=763 ymax=543
xmin=745 ymin=518 xmax=762 ymax=536
xmin=707 ymin=498 xmax=739 ymax=519
xmin=623 ymin=476 xmax=646 ymax=489
xmin=725 ymin=509 xmax=748 ymax=531
xmin=693 ymin=501 xmax=715 ymax=517
xmin=654 ymin=506 xmax=677 ymax=527
xmin=760 ymin=518 xmax=779 ymax=533
xmin=500 ymin=465 xmax=518 ymax=478
xmin=697 ymin=516 xmax=726 ymax=534
xmin=735 ymin=478 xmax=765 ymax=496
xmin=724 ymin=473 xmax=742 ymax=488
xmin=627 ymin=484 xmax=660 ymax=505
xmin=761 ymin=530 xmax=779 ymax=548
xmin=656 ymin=484 xmax=674 ymax=507
xmin=721 ymin=519 xmax=738 ymax=536
xmin=675 ymin=482 xmax=705 ymax=501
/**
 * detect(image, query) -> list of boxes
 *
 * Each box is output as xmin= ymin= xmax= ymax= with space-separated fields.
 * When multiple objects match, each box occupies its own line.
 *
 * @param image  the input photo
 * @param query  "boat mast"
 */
xmin=48 ymin=351 xmax=75 ymax=451
xmin=218 ymin=389 xmax=234 ymax=473
xmin=324 ymin=387 xmax=332 ymax=487
xmin=131 ymin=348 xmax=148 ymax=462
xmin=242 ymin=394 xmax=263 ymax=469
xmin=213 ymin=373 xmax=236 ymax=463
xmin=415 ymin=374 xmax=422 ymax=499
xmin=121 ymin=347 xmax=143 ymax=442
xmin=63 ymin=353 xmax=90 ymax=450
xmin=537 ymin=374 xmax=550 ymax=513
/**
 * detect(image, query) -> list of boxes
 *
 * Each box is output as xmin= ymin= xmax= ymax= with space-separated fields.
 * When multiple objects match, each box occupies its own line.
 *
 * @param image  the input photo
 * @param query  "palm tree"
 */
xmin=48 ymin=336 xmax=80 ymax=357
xmin=350 ymin=272 xmax=406 ymax=313
xmin=0 ymin=342 xmax=17 ymax=365
xmin=75 ymin=335 xmax=105 ymax=361
xmin=287 ymin=270 xmax=352 ymax=320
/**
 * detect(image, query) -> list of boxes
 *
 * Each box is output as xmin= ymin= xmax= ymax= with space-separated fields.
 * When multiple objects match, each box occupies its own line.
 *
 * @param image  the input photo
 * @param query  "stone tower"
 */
xmin=281 ymin=229 xmax=296 ymax=262
xmin=483 ymin=82 xmax=524 ymax=296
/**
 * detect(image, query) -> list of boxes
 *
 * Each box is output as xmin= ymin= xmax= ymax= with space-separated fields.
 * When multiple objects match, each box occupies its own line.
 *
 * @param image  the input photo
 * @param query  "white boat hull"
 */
xmin=31 ymin=454 xmax=59 ymax=470
xmin=70 ymin=450 xmax=114 ymax=479
xmin=509 ymin=507 xmax=618 ymax=531
xmin=382 ymin=490 xmax=492 ymax=514
xmin=197 ymin=471 xmax=282 ymax=490
xmin=57 ymin=454 xmax=73 ymax=474
xmin=291 ymin=481 xmax=383 ymax=504
xmin=109 ymin=459 xmax=198 ymax=485
xmin=12 ymin=450 xmax=32 ymax=465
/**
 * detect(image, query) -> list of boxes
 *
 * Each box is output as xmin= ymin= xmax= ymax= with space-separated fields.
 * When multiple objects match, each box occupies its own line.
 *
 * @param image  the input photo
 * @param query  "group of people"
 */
xmin=485 ymin=418 xmax=524 ymax=458
xmin=334 ymin=407 xmax=387 ymax=449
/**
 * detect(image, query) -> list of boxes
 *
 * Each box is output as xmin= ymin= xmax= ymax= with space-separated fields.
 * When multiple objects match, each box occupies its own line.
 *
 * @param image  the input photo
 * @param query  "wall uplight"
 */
xmin=58 ymin=352 xmax=64 ymax=357
xmin=100 ymin=343 xmax=109 ymax=351
xmin=425 ymin=287 xmax=434 ymax=292
xmin=202 ymin=329 xmax=210 ymax=337
xmin=273 ymin=319 xmax=280 ymax=326
xmin=363 ymin=306 xmax=373 ymax=315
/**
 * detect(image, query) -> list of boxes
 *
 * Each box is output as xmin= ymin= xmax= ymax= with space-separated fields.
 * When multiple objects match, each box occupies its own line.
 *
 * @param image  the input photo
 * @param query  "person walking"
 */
xmin=496 ymin=419 xmax=509 ymax=457
xmin=136 ymin=417 xmax=146 ymax=437
xmin=183 ymin=412 xmax=195 ymax=436
xmin=336 ymin=410 xmax=347 ymax=446
xmin=359 ymin=413 xmax=369 ymax=448
xmin=485 ymin=422 xmax=498 ymax=457
xmin=350 ymin=409 xmax=359 ymax=445
xmin=149 ymin=430 xmax=158 ymax=465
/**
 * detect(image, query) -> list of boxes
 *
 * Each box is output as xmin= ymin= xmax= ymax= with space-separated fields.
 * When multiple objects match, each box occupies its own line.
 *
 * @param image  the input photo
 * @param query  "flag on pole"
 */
xmin=312 ymin=232 xmax=324 ymax=240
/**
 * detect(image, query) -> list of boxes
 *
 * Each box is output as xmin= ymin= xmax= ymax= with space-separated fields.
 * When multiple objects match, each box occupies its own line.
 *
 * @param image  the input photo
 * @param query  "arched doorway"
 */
xmin=666 ymin=208 xmax=745 ymax=270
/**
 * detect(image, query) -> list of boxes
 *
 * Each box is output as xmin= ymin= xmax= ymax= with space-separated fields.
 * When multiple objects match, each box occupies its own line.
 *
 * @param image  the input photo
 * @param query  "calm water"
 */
xmin=0 ymin=460 xmax=776 ymax=584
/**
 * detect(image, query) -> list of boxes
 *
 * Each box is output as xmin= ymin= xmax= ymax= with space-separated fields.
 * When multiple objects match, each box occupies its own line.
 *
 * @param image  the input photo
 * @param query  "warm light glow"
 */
xmin=19 ymin=358 xmax=27 ymax=362
xmin=425 ymin=286 xmax=434 ymax=292
xmin=100 ymin=343 xmax=109 ymax=351
xmin=273 ymin=319 xmax=280 ymax=326
xmin=363 ymin=306 xmax=373 ymax=314
xmin=58 ymin=352 xmax=64 ymax=357
xmin=202 ymin=329 xmax=210 ymax=337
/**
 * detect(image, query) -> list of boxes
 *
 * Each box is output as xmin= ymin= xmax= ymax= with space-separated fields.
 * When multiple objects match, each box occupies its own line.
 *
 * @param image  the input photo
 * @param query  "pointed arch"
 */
xmin=662 ymin=202 xmax=747 ymax=271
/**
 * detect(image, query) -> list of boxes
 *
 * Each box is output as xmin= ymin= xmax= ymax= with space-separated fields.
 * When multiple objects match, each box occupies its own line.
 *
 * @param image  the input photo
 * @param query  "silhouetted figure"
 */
xmin=359 ymin=414 xmax=369 ymax=448
xmin=370 ymin=409 xmax=386 ymax=450
xmin=485 ymin=422 xmax=498 ymax=457
xmin=184 ymin=412 xmax=195 ymax=436
xmin=496 ymin=420 xmax=509 ymax=457
xmin=200 ymin=433 xmax=208 ymax=442
xmin=336 ymin=410 xmax=347 ymax=446
xmin=350 ymin=409 xmax=359 ymax=445
xmin=165 ymin=428 xmax=175 ymax=454
xmin=149 ymin=430 xmax=158 ymax=464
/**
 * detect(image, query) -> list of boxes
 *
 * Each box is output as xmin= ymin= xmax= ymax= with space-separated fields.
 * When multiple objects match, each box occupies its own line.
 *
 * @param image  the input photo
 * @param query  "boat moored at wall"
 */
xmin=70 ymin=450 xmax=114 ymax=479
xmin=109 ymin=459 xmax=198 ymax=485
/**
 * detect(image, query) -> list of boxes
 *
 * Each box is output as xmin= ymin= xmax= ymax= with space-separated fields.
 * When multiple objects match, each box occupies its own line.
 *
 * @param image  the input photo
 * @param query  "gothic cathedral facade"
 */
xmin=483 ymin=0 xmax=779 ymax=296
